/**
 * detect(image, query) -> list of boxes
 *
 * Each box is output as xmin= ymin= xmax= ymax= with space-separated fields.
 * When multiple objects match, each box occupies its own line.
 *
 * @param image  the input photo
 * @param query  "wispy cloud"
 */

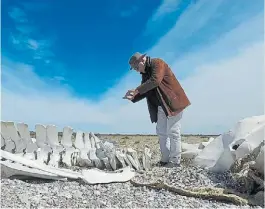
xmin=7 ymin=5 xmax=54 ymax=63
xmin=148 ymin=0 xmax=263 ymax=63
xmin=8 ymin=7 xmax=28 ymax=23
xmin=143 ymin=0 xmax=181 ymax=37
xmin=151 ymin=0 xmax=181 ymax=20
xmin=180 ymin=42 xmax=263 ymax=134
xmin=2 ymin=0 xmax=263 ymax=134
xmin=1 ymin=57 xmax=153 ymax=133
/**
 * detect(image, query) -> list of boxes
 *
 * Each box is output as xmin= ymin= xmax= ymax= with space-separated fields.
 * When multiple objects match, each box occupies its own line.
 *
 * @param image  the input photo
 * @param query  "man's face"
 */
xmin=130 ymin=58 xmax=146 ymax=73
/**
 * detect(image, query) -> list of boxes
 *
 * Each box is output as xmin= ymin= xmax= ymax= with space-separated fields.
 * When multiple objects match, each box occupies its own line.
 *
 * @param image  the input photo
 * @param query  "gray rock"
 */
xmin=254 ymin=191 xmax=264 ymax=207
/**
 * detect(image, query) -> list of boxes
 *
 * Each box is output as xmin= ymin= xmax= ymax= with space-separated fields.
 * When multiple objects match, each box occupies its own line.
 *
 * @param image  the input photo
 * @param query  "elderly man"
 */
xmin=123 ymin=52 xmax=191 ymax=167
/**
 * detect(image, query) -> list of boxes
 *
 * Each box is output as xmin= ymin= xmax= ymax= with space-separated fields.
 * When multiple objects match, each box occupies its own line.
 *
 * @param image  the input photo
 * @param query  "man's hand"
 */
xmin=123 ymin=89 xmax=139 ymax=100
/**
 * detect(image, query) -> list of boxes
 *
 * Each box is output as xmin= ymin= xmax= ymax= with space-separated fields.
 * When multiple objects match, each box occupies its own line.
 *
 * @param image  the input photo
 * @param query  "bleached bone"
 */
xmin=142 ymin=147 xmax=152 ymax=170
xmin=101 ymin=157 xmax=112 ymax=170
xmin=198 ymin=137 xmax=214 ymax=149
xmin=126 ymin=148 xmax=141 ymax=170
xmin=123 ymin=152 xmax=133 ymax=168
xmin=108 ymin=153 xmax=117 ymax=170
xmin=36 ymin=147 xmax=52 ymax=165
xmin=90 ymin=132 xmax=101 ymax=149
xmin=181 ymin=149 xmax=201 ymax=159
xmin=46 ymin=125 xmax=64 ymax=168
xmin=17 ymin=151 xmax=36 ymax=161
xmin=81 ymin=166 xmax=135 ymax=184
xmin=91 ymin=132 xmax=101 ymax=143
xmin=1 ymin=150 xmax=135 ymax=184
xmin=126 ymin=154 xmax=138 ymax=170
xmin=59 ymin=126 xmax=80 ymax=167
xmin=1 ymin=150 xmax=82 ymax=179
xmin=35 ymin=124 xmax=48 ymax=148
xmin=99 ymin=139 xmax=117 ymax=170
xmin=46 ymin=125 xmax=64 ymax=152
xmin=181 ymin=142 xmax=202 ymax=160
xmin=48 ymin=150 xmax=61 ymax=167
xmin=115 ymin=150 xmax=126 ymax=168
xmin=96 ymin=147 xmax=107 ymax=159
xmin=76 ymin=147 xmax=93 ymax=167
xmin=94 ymin=144 xmax=111 ymax=169
xmin=16 ymin=123 xmax=38 ymax=153
xmin=73 ymin=131 xmax=94 ymax=167
xmin=61 ymin=147 xmax=80 ymax=167
xmin=90 ymin=133 xmax=96 ymax=149
xmin=1 ymin=121 xmax=25 ymax=153
xmin=1 ymin=122 xmax=16 ymax=153
xmin=2 ymin=150 xmax=135 ymax=184
xmin=61 ymin=126 xmax=73 ymax=147
xmin=88 ymin=148 xmax=104 ymax=169
xmin=230 ymin=124 xmax=265 ymax=160
xmin=1 ymin=160 xmax=66 ymax=181
xmin=84 ymin=132 xmax=92 ymax=149
xmin=1 ymin=122 xmax=152 ymax=174
xmin=181 ymin=142 xmax=200 ymax=152
xmin=74 ymin=131 xmax=85 ymax=149
xmin=193 ymin=115 xmax=265 ymax=173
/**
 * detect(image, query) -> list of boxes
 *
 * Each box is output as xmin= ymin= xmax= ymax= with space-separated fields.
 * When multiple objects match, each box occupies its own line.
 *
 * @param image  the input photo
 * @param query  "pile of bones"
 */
xmin=1 ymin=122 xmax=151 ymax=184
xmin=182 ymin=115 xmax=264 ymax=205
xmin=1 ymin=115 xmax=264 ymax=205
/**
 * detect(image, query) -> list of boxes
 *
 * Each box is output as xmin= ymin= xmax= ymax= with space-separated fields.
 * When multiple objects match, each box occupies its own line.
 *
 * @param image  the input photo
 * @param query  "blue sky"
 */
xmin=2 ymin=0 xmax=193 ymax=98
xmin=1 ymin=0 xmax=264 ymax=134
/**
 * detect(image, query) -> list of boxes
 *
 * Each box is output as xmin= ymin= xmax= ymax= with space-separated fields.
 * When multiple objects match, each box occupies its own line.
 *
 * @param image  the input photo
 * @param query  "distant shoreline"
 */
xmin=29 ymin=131 xmax=220 ymax=138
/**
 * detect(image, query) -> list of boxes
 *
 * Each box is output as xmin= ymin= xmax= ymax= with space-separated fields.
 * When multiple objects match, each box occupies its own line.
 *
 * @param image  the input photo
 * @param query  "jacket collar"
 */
xmin=140 ymin=56 xmax=151 ymax=75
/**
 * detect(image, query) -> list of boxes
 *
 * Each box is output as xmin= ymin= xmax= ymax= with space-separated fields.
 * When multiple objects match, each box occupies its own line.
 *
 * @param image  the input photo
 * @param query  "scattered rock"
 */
xmin=0 ymin=163 xmax=251 ymax=208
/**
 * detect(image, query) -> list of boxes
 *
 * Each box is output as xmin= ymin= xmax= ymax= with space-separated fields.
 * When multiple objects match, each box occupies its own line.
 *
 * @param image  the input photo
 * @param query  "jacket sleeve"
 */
xmin=136 ymin=58 xmax=165 ymax=95
xmin=131 ymin=92 xmax=147 ymax=103
xmin=131 ymin=75 xmax=147 ymax=103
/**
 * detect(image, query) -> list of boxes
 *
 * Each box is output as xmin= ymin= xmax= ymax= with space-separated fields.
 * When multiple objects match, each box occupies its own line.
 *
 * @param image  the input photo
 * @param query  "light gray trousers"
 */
xmin=156 ymin=106 xmax=183 ymax=164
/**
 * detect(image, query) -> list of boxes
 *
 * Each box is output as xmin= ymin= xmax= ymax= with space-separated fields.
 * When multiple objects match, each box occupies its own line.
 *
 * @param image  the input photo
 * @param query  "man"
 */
xmin=123 ymin=52 xmax=191 ymax=167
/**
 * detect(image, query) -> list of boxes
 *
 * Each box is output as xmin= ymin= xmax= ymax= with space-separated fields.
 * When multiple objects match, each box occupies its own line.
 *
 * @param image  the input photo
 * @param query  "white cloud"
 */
xmin=143 ymin=0 xmax=181 ymax=37
xmin=152 ymin=0 xmax=181 ymax=20
xmin=2 ymin=0 xmax=264 ymax=135
xmin=1 ymin=57 xmax=152 ymax=134
xmin=180 ymin=42 xmax=264 ymax=134
xmin=8 ymin=6 xmax=53 ymax=62
xmin=171 ymin=12 xmax=264 ymax=78
xmin=147 ymin=0 xmax=263 ymax=63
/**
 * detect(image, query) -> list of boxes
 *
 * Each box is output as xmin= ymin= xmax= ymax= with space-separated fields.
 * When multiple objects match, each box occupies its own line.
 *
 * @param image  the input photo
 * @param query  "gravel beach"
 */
xmin=1 ymin=165 xmax=257 ymax=208
xmin=1 ymin=135 xmax=261 ymax=208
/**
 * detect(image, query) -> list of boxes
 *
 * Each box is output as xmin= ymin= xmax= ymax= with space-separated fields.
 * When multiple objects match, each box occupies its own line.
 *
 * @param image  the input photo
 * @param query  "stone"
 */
xmin=252 ymin=144 xmax=264 ymax=175
xmin=253 ymin=191 xmax=264 ymax=207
